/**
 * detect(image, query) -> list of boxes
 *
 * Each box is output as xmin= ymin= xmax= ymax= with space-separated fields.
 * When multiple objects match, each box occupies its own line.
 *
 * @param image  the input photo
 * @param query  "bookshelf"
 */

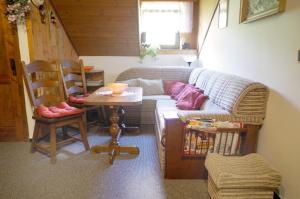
xmin=84 ymin=70 xmax=104 ymax=92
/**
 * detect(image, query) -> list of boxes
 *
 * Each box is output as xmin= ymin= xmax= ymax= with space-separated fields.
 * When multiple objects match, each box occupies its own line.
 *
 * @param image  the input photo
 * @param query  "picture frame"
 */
xmin=218 ymin=0 xmax=229 ymax=29
xmin=240 ymin=0 xmax=286 ymax=23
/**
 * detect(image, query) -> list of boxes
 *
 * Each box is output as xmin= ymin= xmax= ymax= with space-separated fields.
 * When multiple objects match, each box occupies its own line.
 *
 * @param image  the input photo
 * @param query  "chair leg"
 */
xmin=83 ymin=110 xmax=88 ymax=133
xmin=78 ymin=116 xmax=90 ymax=151
xmin=50 ymin=125 xmax=57 ymax=164
xmin=31 ymin=122 xmax=40 ymax=153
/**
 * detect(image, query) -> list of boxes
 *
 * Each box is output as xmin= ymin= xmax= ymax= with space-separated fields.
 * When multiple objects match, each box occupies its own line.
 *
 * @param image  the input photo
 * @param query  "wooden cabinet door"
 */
xmin=0 ymin=1 xmax=28 ymax=141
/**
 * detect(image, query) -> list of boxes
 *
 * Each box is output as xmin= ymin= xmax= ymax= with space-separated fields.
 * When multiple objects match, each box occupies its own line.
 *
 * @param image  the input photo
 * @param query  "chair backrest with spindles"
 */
xmin=22 ymin=60 xmax=65 ymax=107
xmin=59 ymin=59 xmax=87 ymax=99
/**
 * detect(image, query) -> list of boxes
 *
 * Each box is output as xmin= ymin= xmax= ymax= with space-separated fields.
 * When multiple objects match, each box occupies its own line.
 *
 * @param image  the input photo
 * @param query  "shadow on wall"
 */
xmin=258 ymin=89 xmax=300 ymax=198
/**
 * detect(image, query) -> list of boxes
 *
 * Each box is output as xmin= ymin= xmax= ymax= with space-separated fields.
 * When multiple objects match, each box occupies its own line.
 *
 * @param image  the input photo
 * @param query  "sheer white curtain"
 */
xmin=141 ymin=1 xmax=193 ymax=47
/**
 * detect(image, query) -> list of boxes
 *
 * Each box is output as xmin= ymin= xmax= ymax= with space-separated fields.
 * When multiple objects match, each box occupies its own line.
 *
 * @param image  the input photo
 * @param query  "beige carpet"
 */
xmin=0 ymin=125 xmax=209 ymax=199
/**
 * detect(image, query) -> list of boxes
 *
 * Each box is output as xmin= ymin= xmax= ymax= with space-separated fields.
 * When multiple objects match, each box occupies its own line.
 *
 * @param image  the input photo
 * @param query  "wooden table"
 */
xmin=85 ymin=87 xmax=142 ymax=164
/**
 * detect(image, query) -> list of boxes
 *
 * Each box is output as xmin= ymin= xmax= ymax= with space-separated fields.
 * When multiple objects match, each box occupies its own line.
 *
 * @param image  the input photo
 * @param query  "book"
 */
xmin=87 ymin=80 xmax=104 ymax=86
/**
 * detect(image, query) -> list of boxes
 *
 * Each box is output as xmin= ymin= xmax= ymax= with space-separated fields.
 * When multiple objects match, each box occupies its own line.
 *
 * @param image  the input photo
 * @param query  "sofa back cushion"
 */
xmin=193 ymin=69 xmax=268 ymax=117
xmin=138 ymin=78 xmax=164 ymax=96
xmin=188 ymin=67 xmax=205 ymax=84
xmin=116 ymin=66 xmax=193 ymax=82
xmin=118 ymin=78 xmax=164 ymax=96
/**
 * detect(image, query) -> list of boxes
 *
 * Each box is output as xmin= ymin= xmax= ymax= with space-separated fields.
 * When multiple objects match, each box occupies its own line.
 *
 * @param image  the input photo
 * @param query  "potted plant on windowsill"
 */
xmin=139 ymin=43 xmax=159 ymax=62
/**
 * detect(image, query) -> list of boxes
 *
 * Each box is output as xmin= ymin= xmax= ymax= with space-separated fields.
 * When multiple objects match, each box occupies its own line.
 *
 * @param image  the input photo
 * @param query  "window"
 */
xmin=140 ymin=1 xmax=194 ymax=50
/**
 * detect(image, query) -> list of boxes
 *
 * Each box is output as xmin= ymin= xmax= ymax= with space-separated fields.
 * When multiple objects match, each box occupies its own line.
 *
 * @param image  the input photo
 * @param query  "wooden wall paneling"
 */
xmin=27 ymin=0 xmax=79 ymax=61
xmin=0 ymin=1 xmax=28 ymax=141
xmin=25 ymin=0 xmax=79 ymax=90
xmin=51 ymin=0 xmax=140 ymax=56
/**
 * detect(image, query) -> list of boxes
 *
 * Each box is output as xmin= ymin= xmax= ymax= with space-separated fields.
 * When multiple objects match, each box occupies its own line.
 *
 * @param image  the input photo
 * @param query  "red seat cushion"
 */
xmin=170 ymin=82 xmax=186 ymax=99
xmin=37 ymin=102 xmax=83 ymax=118
xmin=69 ymin=93 xmax=90 ymax=104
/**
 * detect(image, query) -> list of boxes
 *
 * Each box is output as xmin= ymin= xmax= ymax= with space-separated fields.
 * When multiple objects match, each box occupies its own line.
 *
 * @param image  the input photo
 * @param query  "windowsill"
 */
xmin=159 ymin=49 xmax=198 ymax=55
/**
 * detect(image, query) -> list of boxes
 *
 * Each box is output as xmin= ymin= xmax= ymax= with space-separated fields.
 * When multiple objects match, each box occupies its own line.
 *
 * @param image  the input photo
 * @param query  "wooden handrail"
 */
xmin=198 ymin=0 xmax=220 ymax=56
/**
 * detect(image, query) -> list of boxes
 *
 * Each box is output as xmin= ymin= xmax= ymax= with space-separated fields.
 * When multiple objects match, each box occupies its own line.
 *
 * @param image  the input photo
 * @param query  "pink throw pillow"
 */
xmin=163 ymin=80 xmax=184 ymax=95
xmin=192 ymin=93 xmax=208 ymax=110
xmin=176 ymin=89 xmax=201 ymax=110
xmin=176 ymin=90 xmax=208 ymax=110
xmin=175 ymin=84 xmax=203 ymax=101
xmin=176 ymin=100 xmax=194 ymax=110
xmin=175 ymin=84 xmax=199 ymax=101
xmin=170 ymin=82 xmax=186 ymax=99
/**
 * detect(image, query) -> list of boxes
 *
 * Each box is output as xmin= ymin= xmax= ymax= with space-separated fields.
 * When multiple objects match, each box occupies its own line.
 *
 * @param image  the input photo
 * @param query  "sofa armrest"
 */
xmin=163 ymin=112 xmax=261 ymax=179
xmin=164 ymin=112 xmax=206 ymax=179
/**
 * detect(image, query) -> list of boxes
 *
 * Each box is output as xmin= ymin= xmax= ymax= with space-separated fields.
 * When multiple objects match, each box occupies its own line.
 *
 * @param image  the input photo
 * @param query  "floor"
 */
xmin=0 ymin=125 xmax=209 ymax=199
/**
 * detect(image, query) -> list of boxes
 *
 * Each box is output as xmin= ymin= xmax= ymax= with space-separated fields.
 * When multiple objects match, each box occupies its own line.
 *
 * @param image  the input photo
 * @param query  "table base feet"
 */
xmin=91 ymin=145 xmax=139 ymax=164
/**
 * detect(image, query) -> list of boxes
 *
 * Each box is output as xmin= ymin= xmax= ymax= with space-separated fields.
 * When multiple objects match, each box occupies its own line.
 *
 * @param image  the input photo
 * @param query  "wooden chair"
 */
xmin=59 ymin=59 xmax=107 ymax=131
xmin=22 ymin=60 xmax=90 ymax=163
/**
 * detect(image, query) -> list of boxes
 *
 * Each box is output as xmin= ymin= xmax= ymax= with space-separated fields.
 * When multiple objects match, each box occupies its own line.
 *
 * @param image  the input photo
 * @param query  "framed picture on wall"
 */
xmin=240 ymin=0 xmax=286 ymax=23
xmin=218 ymin=0 xmax=229 ymax=29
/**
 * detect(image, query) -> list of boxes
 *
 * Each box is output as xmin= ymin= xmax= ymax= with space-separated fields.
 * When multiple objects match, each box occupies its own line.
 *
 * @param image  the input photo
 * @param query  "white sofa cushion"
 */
xmin=188 ymin=67 xmax=205 ymax=84
xmin=155 ymin=99 xmax=231 ymax=140
xmin=138 ymin=78 xmax=164 ymax=96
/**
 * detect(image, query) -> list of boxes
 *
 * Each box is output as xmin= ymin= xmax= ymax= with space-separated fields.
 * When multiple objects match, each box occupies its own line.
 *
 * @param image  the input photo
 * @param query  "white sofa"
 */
xmin=116 ymin=66 xmax=269 ymax=179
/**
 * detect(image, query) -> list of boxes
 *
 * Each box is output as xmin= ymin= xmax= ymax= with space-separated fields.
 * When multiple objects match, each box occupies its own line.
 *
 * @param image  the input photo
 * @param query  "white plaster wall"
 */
xmin=199 ymin=0 xmax=300 ymax=198
xmin=80 ymin=55 xmax=200 ymax=84
xmin=17 ymin=24 xmax=35 ymax=138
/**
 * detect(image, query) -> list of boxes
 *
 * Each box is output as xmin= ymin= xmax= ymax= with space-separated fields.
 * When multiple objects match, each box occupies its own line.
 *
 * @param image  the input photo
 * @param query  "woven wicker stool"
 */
xmin=205 ymin=153 xmax=281 ymax=199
